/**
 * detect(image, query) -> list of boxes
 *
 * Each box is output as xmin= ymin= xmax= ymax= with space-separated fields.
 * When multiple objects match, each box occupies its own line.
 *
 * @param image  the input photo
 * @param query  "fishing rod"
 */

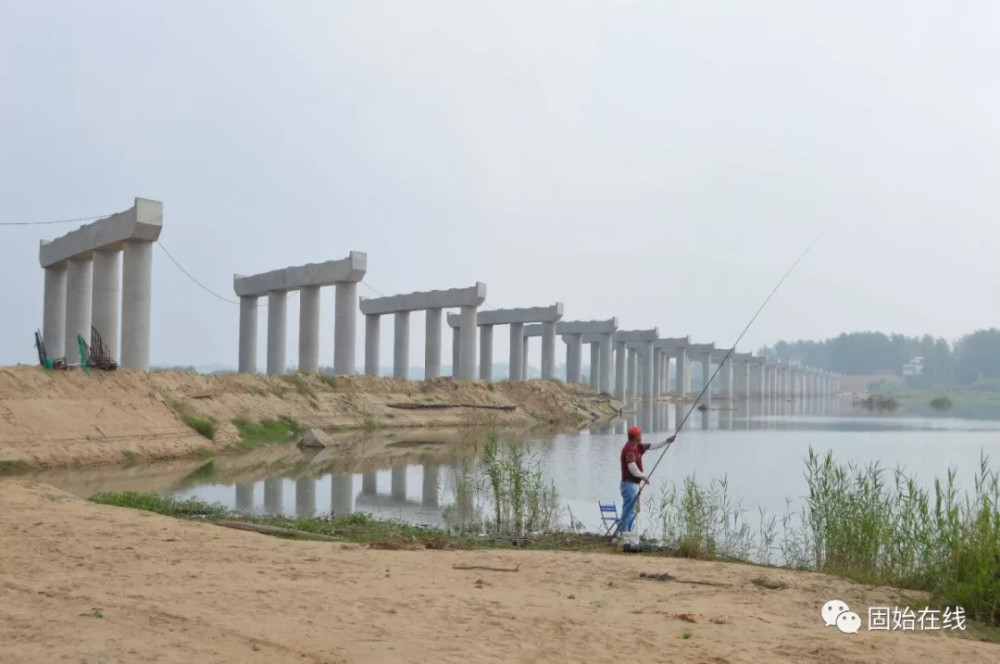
xmin=607 ymin=230 xmax=826 ymax=540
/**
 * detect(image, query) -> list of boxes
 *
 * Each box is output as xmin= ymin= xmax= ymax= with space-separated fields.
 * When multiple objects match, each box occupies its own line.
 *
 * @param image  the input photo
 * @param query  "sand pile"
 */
xmin=0 ymin=366 xmax=619 ymax=469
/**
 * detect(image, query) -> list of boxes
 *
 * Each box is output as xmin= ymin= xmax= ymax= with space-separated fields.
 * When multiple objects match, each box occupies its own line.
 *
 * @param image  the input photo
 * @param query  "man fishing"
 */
xmin=619 ymin=426 xmax=675 ymax=533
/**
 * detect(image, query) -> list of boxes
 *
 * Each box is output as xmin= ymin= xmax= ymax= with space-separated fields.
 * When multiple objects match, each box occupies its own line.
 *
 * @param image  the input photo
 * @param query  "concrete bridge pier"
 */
xmin=393 ymin=312 xmax=410 ymax=378
xmin=589 ymin=343 xmax=600 ymax=389
xmin=660 ymin=352 xmax=670 ymax=395
xmin=298 ymin=286 xmax=320 ymax=373
xmin=626 ymin=348 xmax=638 ymax=397
xmin=675 ymin=349 xmax=688 ymax=396
xmin=684 ymin=343 xmax=715 ymax=403
xmin=614 ymin=340 xmax=626 ymax=400
xmin=64 ymin=255 xmax=93 ymax=364
xmin=120 ymin=238 xmax=156 ymax=370
xmin=616 ymin=329 xmax=659 ymax=399
xmin=360 ymin=283 xmax=486 ymax=381
xmin=458 ymin=305 xmax=478 ymax=381
xmin=641 ymin=343 xmax=655 ymax=399
xmin=542 ymin=322 xmax=557 ymax=380
xmin=41 ymin=198 xmax=163 ymax=370
xmin=729 ymin=353 xmax=751 ymax=398
xmin=91 ymin=249 xmax=120 ymax=363
xmin=452 ymin=304 xmax=564 ymax=382
xmin=425 ymin=308 xmax=442 ymax=379
xmin=721 ymin=356 xmax=734 ymax=401
xmin=598 ymin=333 xmax=613 ymax=394
xmin=652 ymin=348 xmax=661 ymax=399
xmin=365 ymin=314 xmax=381 ymax=375
xmin=509 ymin=323 xmax=524 ymax=380
xmin=334 ymin=281 xmax=359 ymax=375
xmin=563 ymin=334 xmax=582 ymax=383
xmin=236 ymin=251 xmax=367 ymax=375
xmin=452 ymin=325 xmax=460 ymax=377
xmin=42 ymin=263 xmax=68 ymax=362
xmin=238 ymin=296 xmax=259 ymax=372
xmin=701 ymin=357 xmax=712 ymax=406
xmin=266 ymin=291 xmax=287 ymax=375
xmin=479 ymin=325 xmax=494 ymax=380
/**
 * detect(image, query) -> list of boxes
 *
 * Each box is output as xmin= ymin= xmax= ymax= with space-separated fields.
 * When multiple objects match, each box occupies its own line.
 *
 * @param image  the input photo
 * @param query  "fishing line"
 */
xmin=608 ymin=230 xmax=826 ymax=539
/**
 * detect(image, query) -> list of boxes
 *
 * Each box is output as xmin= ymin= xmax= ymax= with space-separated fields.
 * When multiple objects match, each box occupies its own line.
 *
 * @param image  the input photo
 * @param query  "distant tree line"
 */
xmin=758 ymin=328 xmax=1000 ymax=390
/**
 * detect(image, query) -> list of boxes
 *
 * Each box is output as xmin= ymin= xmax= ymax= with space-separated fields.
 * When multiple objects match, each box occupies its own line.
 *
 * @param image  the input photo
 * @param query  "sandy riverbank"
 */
xmin=0 ymin=480 xmax=996 ymax=663
xmin=0 ymin=366 xmax=624 ymax=470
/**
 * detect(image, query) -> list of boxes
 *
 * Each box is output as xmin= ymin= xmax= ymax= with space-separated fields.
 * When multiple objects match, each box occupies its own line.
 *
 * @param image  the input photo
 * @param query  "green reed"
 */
xmin=645 ymin=447 xmax=1000 ymax=625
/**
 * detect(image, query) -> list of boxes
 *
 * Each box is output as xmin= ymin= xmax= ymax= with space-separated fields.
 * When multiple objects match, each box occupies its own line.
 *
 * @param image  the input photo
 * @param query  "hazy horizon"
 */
xmin=2 ymin=1 xmax=997 ymax=371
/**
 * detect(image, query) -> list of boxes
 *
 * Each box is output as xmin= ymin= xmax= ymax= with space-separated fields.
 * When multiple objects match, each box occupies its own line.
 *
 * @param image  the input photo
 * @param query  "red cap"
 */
xmin=627 ymin=426 xmax=642 ymax=437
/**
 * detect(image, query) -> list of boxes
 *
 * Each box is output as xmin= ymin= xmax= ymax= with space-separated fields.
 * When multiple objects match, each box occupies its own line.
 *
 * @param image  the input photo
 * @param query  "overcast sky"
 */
xmin=2 ymin=1 xmax=997 ymax=370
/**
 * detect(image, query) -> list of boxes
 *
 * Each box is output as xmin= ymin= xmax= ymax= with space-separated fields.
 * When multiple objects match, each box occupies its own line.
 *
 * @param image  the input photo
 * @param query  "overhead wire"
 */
xmin=0 ymin=212 xmax=118 ymax=227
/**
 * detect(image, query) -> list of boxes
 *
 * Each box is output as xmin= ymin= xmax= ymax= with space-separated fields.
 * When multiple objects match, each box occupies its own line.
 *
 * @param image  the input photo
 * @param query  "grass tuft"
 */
xmin=280 ymin=372 xmax=316 ymax=400
xmin=930 ymin=396 xmax=954 ymax=411
xmin=89 ymin=491 xmax=226 ymax=518
xmin=165 ymin=397 xmax=217 ymax=440
xmin=0 ymin=460 xmax=30 ymax=476
xmin=232 ymin=416 xmax=302 ymax=448
xmin=647 ymin=447 xmax=1000 ymax=626
xmin=121 ymin=450 xmax=138 ymax=466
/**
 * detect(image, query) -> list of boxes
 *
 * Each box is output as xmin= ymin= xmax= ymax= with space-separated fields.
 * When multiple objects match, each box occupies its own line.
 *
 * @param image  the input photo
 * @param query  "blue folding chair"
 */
xmin=599 ymin=501 xmax=620 ymax=531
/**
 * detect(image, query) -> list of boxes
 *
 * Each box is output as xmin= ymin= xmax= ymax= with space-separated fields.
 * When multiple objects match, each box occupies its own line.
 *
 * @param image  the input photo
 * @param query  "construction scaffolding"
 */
xmin=34 ymin=330 xmax=66 ymax=370
xmin=35 ymin=327 xmax=118 ymax=372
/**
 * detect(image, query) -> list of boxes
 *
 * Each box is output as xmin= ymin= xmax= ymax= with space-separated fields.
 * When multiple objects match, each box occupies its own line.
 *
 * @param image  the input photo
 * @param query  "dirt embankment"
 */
xmin=1 ymin=480 xmax=997 ymax=664
xmin=0 ymin=366 xmax=622 ymax=470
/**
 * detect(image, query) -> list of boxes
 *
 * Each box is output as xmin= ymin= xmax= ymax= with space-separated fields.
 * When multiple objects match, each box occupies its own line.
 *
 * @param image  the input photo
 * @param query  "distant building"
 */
xmin=902 ymin=356 xmax=925 ymax=376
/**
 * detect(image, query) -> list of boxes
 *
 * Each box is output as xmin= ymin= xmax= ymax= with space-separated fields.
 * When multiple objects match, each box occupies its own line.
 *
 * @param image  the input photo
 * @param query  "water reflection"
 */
xmin=264 ymin=477 xmax=283 ymax=515
xmin=296 ymin=478 xmax=315 ymax=518
xmin=19 ymin=396 xmax=1000 ymax=538
xmin=331 ymin=473 xmax=354 ymax=515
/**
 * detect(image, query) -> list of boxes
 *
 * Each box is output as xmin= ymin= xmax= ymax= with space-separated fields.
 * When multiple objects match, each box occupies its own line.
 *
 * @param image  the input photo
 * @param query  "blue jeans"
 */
xmin=620 ymin=481 xmax=640 ymax=532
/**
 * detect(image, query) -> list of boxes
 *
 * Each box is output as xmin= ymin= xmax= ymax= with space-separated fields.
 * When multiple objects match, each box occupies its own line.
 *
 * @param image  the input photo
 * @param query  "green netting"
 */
xmin=77 ymin=334 xmax=90 ymax=375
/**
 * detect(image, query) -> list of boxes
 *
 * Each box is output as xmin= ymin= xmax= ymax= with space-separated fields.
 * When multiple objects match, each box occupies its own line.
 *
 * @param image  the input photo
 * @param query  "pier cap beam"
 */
xmin=360 ymin=283 xmax=486 ymax=316
xmin=652 ymin=336 xmax=690 ymax=349
xmin=613 ymin=328 xmax=659 ymax=343
xmin=446 ymin=303 xmax=562 ymax=327
xmin=686 ymin=343 xmax=716 ymax=355
xmin=557 ymin=318 xmax=618 ymax=335
xmin=40 ymin=198 xmax=163 ymax=267
xmin=234 ymin=251 xmax=367 ymax=296
xmin=520 ymin=318 xmax=618 ymax=337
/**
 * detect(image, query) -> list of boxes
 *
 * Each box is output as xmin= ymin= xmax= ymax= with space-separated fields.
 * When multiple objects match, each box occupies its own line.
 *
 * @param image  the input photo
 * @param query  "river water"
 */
xmin=18 ymin=396 xmax=1000 ymax=539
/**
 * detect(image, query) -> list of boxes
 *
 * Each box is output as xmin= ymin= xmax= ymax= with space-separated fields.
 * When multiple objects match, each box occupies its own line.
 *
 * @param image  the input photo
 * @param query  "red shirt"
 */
xmin=620 ymin=440 xmax=651 ymax=483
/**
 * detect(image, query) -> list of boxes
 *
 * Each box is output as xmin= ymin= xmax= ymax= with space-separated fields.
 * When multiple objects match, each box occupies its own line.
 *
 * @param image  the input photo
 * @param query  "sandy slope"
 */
xmin=0 ymin=366 xmax=620 ymax=469
xmin=0 ymin=481 xmax=996 ymax=664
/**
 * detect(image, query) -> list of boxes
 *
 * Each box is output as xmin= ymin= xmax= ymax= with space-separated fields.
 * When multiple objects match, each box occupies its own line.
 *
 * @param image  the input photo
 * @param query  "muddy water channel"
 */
xmin=22 ymin=396 xmax=1000 ymax=545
